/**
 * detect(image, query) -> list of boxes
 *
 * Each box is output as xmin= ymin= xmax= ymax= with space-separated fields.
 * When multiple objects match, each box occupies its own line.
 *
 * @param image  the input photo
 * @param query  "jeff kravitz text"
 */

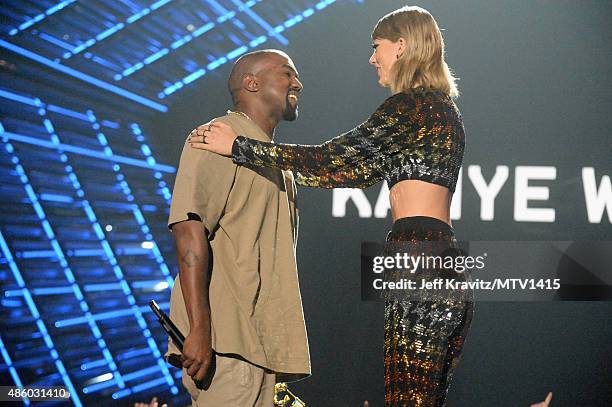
xmin=373 ymin=278 xmax=561 ymax=291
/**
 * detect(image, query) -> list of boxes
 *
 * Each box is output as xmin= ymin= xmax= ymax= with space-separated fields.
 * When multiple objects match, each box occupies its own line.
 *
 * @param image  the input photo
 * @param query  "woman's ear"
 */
xmin=396 ymin=37 xmax=406 ymax=59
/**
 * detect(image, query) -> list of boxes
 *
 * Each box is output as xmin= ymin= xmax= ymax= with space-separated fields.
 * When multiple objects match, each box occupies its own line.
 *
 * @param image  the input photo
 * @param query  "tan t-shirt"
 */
xmin=164 ymin=112 xmax=310 ymax=397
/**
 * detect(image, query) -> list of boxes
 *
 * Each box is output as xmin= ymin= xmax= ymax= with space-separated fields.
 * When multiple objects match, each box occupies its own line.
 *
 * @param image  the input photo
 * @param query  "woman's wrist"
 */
xmin=231 ymin=135 xmax=246 ymax=163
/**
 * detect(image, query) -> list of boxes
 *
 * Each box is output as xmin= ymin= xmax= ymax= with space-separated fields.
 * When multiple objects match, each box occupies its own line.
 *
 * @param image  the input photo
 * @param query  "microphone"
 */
xmin=149 ymin=300 xmax=215 ymax=390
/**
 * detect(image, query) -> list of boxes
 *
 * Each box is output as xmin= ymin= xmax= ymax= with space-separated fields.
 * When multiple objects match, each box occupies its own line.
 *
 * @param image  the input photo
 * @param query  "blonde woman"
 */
xmin=188 ymin=6 xmax=473 ymax=406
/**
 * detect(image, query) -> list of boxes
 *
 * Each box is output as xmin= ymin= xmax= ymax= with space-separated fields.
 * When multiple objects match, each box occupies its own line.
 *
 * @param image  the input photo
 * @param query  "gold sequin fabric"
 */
xmin=232 ymin=87 xmax=465 ymax=191
xmin=383 ymin=216 xmax=474 ymax=407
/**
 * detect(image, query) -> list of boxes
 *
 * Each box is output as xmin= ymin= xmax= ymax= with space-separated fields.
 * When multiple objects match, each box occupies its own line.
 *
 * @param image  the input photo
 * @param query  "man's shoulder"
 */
xmin=184 ymin=113 xmax=236 ymax=138
xmin=212 ymin=113 xmax=244 ymax=131
xmin=183 ymin=113 xmax=247 ymax=142
xmin=177 ymin=114 xmax=237 ymax=169
xmin=219 ymin=112 xmax=269 ymax=142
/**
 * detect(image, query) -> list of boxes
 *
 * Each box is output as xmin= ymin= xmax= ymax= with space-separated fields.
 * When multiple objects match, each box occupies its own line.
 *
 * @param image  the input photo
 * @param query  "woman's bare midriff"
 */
xmin=389 ymin=180 xmax=453 ymax=227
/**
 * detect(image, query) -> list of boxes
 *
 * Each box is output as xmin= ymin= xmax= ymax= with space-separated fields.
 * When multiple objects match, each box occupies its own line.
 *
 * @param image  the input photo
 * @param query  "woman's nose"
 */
xmin=369 ymin=52 xmax=376 ymax=65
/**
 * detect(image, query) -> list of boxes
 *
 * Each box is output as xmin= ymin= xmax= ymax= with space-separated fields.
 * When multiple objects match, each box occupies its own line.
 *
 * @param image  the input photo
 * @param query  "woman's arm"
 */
xmin=292 ymin=155 xmax=388 ymax=189
xmin=231 ymin=93 xmax=415 ymax=175
xmin=290 ymin=147 xmax=422 ymax=189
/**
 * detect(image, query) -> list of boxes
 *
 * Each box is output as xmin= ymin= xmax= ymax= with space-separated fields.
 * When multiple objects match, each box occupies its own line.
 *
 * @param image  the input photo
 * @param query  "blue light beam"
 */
xmin=0 ymin=39 xmax=167 ymax=112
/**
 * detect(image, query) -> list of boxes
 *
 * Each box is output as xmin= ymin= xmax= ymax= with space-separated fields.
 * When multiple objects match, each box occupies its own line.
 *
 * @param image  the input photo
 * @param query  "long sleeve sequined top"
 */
xmin=232 ymin=87 xmax=465 ymax=191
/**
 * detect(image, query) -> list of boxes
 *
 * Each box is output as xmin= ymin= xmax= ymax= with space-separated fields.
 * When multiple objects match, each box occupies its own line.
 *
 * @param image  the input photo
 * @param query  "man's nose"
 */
xmin=293 ymin=77 xmax=303 ymax=92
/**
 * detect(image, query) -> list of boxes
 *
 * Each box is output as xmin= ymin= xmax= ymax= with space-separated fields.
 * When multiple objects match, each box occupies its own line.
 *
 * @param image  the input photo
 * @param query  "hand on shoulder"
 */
xmin=188 ymin=120 xmax=237 ymax=157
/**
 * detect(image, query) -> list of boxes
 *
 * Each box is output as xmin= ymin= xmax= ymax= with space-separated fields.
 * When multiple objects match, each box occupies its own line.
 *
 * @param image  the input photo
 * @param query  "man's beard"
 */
xmin=282 ymin=95 xmax=298 ymax=121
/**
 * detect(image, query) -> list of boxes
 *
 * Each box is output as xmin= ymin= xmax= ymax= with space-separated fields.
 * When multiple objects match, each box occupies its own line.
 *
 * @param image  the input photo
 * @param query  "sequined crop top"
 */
xmin=232 ymin=87 xmax=465 ymax=192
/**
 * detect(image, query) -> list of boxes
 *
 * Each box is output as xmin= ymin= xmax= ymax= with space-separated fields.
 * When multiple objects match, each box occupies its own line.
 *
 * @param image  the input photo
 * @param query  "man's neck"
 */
xmin=234 ymin=102 xmax=278 ymax=139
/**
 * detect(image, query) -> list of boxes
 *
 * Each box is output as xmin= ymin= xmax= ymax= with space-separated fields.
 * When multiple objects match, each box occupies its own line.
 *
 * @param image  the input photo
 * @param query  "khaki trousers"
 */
xmin=189 ymin=354 xmax=276 ymax=406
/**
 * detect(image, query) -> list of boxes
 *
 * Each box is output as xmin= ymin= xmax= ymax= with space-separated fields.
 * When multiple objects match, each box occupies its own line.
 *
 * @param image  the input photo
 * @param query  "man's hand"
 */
xmin=188 ymin=121 xmax=237 ymax=157
xmin=181 ymin=324 xmax=214 ymax=383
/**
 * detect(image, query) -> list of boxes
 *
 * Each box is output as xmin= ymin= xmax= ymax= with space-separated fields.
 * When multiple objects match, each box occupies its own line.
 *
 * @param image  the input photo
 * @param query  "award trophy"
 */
xmin=274 ymin=382 xmax=306 ymax=406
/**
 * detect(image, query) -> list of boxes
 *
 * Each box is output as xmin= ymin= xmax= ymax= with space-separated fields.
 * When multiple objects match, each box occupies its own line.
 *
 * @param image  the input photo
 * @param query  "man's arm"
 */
xmin=172 ymin=219 xmax=213 ymax=383
xmin=167 ymin=120 xmax=237 ymax=381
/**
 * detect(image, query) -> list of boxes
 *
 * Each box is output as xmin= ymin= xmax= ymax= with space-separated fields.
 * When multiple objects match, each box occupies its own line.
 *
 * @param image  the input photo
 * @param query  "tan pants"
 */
xmin=188 ymin=354 xmax=276 ymax=406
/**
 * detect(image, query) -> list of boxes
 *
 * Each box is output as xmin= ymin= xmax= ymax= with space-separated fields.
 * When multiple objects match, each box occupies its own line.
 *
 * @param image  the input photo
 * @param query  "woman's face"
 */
xmin=369 ymin=38 xmax=405 ymax=87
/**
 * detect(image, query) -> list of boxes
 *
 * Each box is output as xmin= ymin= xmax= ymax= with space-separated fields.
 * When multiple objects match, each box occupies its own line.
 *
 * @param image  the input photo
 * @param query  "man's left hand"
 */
xmin=188 ymin=121 xmax=237 ymax=157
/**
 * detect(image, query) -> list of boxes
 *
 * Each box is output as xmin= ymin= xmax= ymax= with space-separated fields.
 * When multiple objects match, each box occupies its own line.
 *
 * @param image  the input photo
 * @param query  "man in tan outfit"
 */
xmin=164 ymin=50 xmax=310 ymax=405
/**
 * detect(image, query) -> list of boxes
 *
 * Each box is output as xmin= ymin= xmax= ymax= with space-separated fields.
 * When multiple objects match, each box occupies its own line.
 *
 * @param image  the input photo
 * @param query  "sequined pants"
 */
xmin=383 ymin=216 xmax=474 ymax=407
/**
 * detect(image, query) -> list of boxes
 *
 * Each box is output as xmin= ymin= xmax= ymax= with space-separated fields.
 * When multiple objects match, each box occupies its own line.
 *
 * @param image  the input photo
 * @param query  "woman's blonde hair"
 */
xmin=372 ymin=6 xmax=459 ymax=97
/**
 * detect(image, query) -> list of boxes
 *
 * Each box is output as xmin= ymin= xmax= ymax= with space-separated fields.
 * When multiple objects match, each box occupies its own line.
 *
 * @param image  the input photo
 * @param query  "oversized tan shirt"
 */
xmin=164 ymin=112 xmax=310 ymax=395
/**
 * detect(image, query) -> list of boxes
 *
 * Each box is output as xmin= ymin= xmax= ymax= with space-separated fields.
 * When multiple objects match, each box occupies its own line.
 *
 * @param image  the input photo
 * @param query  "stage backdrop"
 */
xmin=1 ymin=1 xmax=610 ymax=406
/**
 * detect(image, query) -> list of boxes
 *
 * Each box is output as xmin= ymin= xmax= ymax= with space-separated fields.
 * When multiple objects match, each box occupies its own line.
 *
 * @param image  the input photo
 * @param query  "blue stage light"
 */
xmin=0 ymin=40 xmax=167 ymax=112
xmin=8 ymin=0 xmax=76 ymax=37
xmin=0 ymin=198 xmax=83 ymax=406
xmin=159 ymin=1 xmax=340 ymax=97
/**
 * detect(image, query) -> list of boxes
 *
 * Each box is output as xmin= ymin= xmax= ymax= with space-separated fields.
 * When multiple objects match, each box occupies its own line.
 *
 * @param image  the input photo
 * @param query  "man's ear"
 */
xmin=243 ymin=73 xmax=259 ymax=92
